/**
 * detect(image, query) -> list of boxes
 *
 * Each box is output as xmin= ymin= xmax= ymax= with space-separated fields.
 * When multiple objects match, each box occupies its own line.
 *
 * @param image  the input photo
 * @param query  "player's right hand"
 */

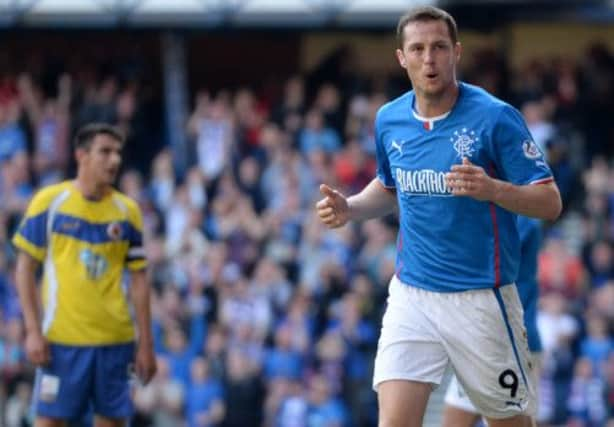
xmin=316 ymin=184 xmax=350 ymax=229
xmin=25 ymin=331 xmax=50 ymax=366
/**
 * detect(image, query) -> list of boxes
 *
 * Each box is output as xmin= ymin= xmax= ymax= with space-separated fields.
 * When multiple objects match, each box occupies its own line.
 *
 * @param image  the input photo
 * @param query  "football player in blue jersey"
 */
xmin=442 ymin=215 xmax=543 ymax=427
xmin=14 ymin=123 xmax=157 ymax=427
xmin=315 ymin=6 xmax=561 ymax=427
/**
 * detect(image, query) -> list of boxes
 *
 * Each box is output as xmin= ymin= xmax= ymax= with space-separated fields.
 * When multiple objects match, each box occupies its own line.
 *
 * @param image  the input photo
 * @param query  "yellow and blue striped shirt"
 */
xmin=12 ymin=181 xmax=147 ymax=346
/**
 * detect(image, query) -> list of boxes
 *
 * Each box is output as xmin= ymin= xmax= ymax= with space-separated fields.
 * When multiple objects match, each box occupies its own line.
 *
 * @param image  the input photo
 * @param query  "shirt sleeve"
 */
xmin=374 ymin=110 xmax=395 ymax=188
xmin=491 ymin=105 xmax=553 ymax=185
xmin=126 ymin=201 xmax=147 ymax=271
xmin=12 ymin=191 xmax=50 ymax=262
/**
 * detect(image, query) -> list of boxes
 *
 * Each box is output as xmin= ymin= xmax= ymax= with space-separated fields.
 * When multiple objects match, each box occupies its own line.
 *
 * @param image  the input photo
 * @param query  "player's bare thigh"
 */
xmin=378 ymin=380 xmax=431 ymax=427
xmin=35 ymin=418 xmax=67 ymax=427
xmin=35 ymin=415 xmax=127 ymax=427
xmin=440 ymin=412 xmax=533 ymax=427
xmin=94 ymin=415 xmax=127 ymax=427
xmin=484 ymin=414 xmax=533 ymax=427
xmin=440 ymin=405 xmax=479 ymax=427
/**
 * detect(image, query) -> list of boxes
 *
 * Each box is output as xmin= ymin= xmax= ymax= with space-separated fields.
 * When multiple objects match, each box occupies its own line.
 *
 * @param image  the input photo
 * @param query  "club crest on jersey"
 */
xmin=522 ymin=140 xmax=542 ymax=159
xmin=107 ymin=222 xmax=123 ymax=240
xmin=450 ymin=128 xmax=478 ymax=159
xmin=80 ymin=249 xmax=108 ymax=280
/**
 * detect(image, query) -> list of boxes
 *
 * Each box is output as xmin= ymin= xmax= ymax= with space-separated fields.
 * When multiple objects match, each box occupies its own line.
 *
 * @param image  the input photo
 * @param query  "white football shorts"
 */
xmin=445 ymin=353 xmax=541 ymax=414
xmin=373 ymin=276 xmax=537 ymax=419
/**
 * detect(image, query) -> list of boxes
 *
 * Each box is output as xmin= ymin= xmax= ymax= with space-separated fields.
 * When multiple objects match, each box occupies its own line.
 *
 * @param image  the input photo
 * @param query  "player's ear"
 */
xmin=454 ymin=42 xmax=462 ymax=63
xmin=396 ymin=49 xmax=407 ymax=68
xmin=74 ymin=146 xmax=86 ymax=164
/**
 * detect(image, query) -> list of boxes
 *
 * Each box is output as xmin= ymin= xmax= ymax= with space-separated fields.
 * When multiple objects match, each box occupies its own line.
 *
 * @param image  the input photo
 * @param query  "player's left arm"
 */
xmin=130 ymin=269 xmax=157 ymax=385
xmin=447 ymin=158 xmax=561 ymax=220
xmin=447 ymin=104 xmax=562 ymax=221
xmin=490 ymin=178 xmax=561 ymax=220
xmin=125 ymin=199 xmax=156 ymax=384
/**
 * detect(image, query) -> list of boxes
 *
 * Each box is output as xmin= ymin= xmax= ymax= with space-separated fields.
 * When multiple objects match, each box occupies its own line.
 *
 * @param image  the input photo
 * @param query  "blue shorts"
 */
xmin=33 ymin=342 xmax=135 ymax=420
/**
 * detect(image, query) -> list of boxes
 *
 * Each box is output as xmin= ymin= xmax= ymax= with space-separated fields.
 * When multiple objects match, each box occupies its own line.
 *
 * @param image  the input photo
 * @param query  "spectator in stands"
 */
xmin=186 ymin=357 xmax=225 ymax=427
xmin=299 ymin=109 xmax=341 ymax=155
xmin=0 ymin=97 xmax=26 ymax=162
xmin=567 ymin=357 xmax=608 ymax=426
xmin=579 ymin=313 xmax=613 ymax=377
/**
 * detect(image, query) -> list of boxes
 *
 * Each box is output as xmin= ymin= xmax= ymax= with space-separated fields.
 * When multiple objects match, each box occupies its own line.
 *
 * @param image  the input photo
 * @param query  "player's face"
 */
xmin=396 ymin=19 xmax=461 ymax=99
xmin=79 ymin=134 xmax=123 ymax=186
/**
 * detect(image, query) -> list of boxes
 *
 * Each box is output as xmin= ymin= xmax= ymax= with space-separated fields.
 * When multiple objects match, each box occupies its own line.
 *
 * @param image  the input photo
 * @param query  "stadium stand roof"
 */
xmin=0 ymin=0 xmax=611 ymax=28
xmin=0 ymin=0 xmax=437 ymax=27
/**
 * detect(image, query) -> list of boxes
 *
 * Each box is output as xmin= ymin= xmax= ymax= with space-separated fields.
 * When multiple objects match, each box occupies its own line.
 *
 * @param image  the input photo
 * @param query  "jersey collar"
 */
xmin=412 ymin=109 xmax=451 ymax=131
xmin=411 ymin=82 xmax=462 ymax=130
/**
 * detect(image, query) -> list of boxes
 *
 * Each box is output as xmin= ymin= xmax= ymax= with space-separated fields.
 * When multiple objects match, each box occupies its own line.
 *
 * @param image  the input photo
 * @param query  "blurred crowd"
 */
xmin=0 ymin=39 xmax=613 ymax=427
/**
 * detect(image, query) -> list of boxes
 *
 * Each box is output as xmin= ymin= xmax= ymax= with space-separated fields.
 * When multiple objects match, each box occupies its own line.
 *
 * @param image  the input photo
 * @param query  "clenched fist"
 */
xmin=315 ymin=184 xmax=350 ymax=229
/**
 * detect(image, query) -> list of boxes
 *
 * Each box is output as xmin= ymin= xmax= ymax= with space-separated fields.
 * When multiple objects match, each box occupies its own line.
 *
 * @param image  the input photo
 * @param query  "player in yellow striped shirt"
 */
xmin=13 ymin=123 xmax=156 ymax=427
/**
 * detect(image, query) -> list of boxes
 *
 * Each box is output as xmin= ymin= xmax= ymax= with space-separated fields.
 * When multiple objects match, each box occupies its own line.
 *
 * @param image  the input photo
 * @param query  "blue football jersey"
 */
xmin=375 ymin=82 xmax=553 ymax=292
xmin=516 ymin=215 xmax=543 ymax=352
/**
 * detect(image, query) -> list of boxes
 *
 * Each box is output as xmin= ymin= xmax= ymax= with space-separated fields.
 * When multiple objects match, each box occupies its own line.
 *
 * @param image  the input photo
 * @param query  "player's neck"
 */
xmin=73 ymin=176 xmax=109 ymax=201
xmin=414 ymin=81 xmax=459 ymax=118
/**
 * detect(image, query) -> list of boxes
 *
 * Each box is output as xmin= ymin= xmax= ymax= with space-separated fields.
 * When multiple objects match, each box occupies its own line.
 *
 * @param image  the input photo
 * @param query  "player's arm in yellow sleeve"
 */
xmin=125 ymin=198 xmax=156 ymax=383
xmin=13 ymin=189 xmax=52 ymax=364
xmin=15 ymin=251 xmax=50 ymax=366
xmin=12 ymin=188 xmax=53 ymax=262
xmin=12 ymin=188 xmax=57 ymax=366
xmin=125 ymin=198 xmax=147 ymax=271
xmin=130 ymin=269 xmax=156 ymax=384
